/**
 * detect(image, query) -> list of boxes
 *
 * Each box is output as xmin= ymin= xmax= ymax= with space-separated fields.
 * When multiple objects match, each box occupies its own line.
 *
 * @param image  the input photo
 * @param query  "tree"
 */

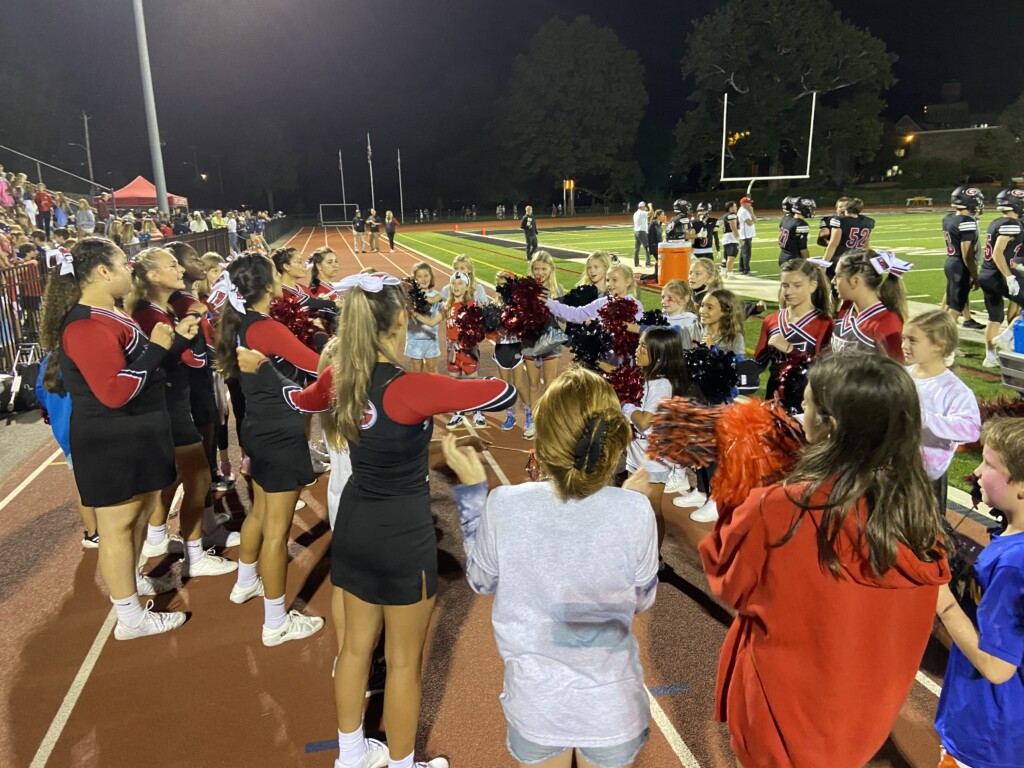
xmin=967 ymin=92 xmax=1024 ymax=184
xmin=492 ymin=16 xmax=648 ymax=199
xmin=674 ymin=0 xmax=896 ymax=188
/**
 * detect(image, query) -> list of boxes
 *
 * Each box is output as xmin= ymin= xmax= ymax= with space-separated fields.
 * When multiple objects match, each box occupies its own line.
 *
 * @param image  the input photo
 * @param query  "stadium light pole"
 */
xmin=397 ymin=148 xmax=404 ymax=225
xmin=338 ymin=148 xmax=347 ymax=208
xmin=132 ymin=0 xmax=170 ymax=215
xmin=367 ymin=133 xmax=376 ymax=210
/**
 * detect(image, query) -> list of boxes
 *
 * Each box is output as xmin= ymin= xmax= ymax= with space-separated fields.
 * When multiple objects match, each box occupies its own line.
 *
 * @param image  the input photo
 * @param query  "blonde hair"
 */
xmin=531 ymin=250 xmax=561 ymax=296
xmin=607 ymin=263 xmax=637 ymax=296
xmin=451 ymin=255 xmax=478 ymax=298
xmin=534 ymin=367 xmax=631 ymax=501
xmin=577 ymin=250 xmax=614 ymax=287
xmin=662 ymin=279 xmax=696 ymax=314
xmin=196 ymin=251 xmax=226 ymax=296
xmin=691 ymin=257 xmax=724 ymax=293
xmin=444 ymin=271 xmax=472 ymax=314
xmin=319 ymin=337 xmax=344 ymax=450
xmin=907 ymin=309 xmax=958 ymax=366
xmin=124 ymin=247 xmax=172 ymax=315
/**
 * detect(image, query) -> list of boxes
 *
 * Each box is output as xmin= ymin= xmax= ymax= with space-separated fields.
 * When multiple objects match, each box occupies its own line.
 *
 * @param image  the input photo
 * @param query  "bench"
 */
xmin=906 ymin=196 xmax=933 ymax=207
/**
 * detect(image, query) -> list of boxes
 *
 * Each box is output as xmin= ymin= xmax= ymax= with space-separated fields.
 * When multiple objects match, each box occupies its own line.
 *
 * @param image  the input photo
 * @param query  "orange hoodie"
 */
xmin=699 ymin=482 xmax=950 ymax=768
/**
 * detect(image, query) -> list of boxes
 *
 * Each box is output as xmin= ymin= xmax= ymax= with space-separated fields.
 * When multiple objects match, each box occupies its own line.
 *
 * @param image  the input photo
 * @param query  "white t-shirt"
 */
xmin=738 ymin=207 xmax=756 ymax=238
xmin=633 ymin=208 xmax=648 ymax=232
xmin=626 ymin=377 xmax=672 ymax=473
xmin=908 ymin=366 xmax=982 ymax=480
xmin=467 ymin=482 xmax=657 ymax=747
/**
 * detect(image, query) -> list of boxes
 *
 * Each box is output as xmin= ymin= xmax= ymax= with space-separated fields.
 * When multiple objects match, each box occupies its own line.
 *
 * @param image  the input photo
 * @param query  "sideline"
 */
xmin=0 ymin=447 xmax=62 ymax=513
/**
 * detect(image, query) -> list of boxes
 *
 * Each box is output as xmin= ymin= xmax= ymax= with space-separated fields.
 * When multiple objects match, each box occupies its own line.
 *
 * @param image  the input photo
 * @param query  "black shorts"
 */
xmin=493 ymin=342 xmax=523 ymax=370
xmin=188 ymin=366 xmax=217 ymax=428
xmin=978 ymin=268 xmax=1024 ymax=323
xmin=944 ymin=257 xmax=971 ymax=313
xmin=724 ymin=243 xmax=739 ymax=258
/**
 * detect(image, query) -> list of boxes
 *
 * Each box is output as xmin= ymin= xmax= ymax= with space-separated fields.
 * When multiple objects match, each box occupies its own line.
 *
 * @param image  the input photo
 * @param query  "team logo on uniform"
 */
xmin=1012 ymin=189 xmax=1024 ymax=198
xmin=965 ymin=187 xmax=980 ymax=196
xmin=359 ymin=402 xmax=378 ymax=430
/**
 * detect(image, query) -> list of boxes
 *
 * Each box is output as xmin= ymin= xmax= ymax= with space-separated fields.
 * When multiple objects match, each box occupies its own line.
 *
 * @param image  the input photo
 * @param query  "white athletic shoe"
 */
xmin=992 ymin=326 xmax=1015 ymax=351
xmin=982 ymin=351 xmax=1001 ymax=368
xmin=262 ymin=611 xmax=325 ymax=647
xmin=446 ymin=413 xmax=467 ymax=431
xmin=413 ymin=759 xmax=450 ymax=768
xmin=672 ymin=489 xmax=707 ymax=508
xmin=136 ymin=572 xmax=177 ymax=596
xmin=180 ymin=549 xmax=238 ymax=579
xmin=331 ymin=738 xmax=389 ymax=768
xmin=204 ymin=526 xmax=241 ymax=548
xmin=230 ymin=577 xmax=265 ymax=604
xmin=690 ymin=499 xmax=720 ymax=523
xmin=141 ymin=535 xmax=184 ymax=559
xmin=472 ymin=411 xmax=486 ymax=428
xmin=664 ymin=467 xmax=692 ymax=494
xmin=114 ymin=601 xmax=186 ymax=640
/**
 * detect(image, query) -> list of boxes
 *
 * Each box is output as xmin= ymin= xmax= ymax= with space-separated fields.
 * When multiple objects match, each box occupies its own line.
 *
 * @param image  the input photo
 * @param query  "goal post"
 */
xmin=319 ymin=203 xmax=359 ymax=225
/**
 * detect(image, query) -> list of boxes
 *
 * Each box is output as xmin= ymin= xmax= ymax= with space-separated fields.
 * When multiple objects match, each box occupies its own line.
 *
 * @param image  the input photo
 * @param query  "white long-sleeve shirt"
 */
xmin=909 ymin=366 xmax=981 ymax=479
xmin=546 ymin=293 xmax=644 ymax=324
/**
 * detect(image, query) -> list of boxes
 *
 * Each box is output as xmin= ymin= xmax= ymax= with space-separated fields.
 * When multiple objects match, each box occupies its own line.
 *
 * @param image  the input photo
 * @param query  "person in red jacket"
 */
xmin=830 ymin=248 xmax=910 ymax=362
xmin=33 ymin=182 xmax=55 ymax=237
xmin=700 ymin=352 xmax=950 ymax=768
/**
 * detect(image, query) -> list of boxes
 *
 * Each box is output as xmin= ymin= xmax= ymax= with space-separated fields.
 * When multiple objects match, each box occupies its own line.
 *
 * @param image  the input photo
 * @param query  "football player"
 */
xmin=821 ymin=197 xmax=874 ymax=279
xmin=778 ymin=197 xmax=814 ymax=264
xmin=943 ymin=186 xmax=985 ymax=331
xmin=692 ymin=202 xmax=720 ymax=263
xmin=818 ymin=197 xmax=847 ymax=248
xmin=978 ymin=189 xmax=1024 ymax=367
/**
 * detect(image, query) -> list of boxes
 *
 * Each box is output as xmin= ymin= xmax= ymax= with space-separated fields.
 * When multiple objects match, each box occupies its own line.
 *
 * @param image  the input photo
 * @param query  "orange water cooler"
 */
xmin=658 ymin=242 xmax=692 ymax=284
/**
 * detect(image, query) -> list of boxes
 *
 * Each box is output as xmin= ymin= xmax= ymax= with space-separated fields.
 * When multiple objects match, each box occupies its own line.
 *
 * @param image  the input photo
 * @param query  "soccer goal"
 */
xmin=319 ymin=203 xmax=360 ymax=225
xmin=719 ymin=91 xmax=818 ymax=195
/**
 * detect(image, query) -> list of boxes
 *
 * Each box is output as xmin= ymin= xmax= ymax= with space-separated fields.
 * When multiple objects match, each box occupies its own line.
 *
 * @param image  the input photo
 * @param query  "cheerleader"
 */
xmin=126 ymin=248 xmax=237 ymax=577
xmin=575 ymin=250 xmax=613 ymax=293
xmin=237 ymin=271 xmax=516 ymax=768
xmin=521 ymin=251 xmax=565 ymax=439
xmin=39 ymin=237 xmax=190 ymax=638
xmin=215 ymin=253 xmax=325 ymax=646
xmin=271 ymin=245 xmax=337 ymax=320
xmin=831 ymin=249 xmax=908 ymax=362
xmin=754 ymin=259 xmax=835 ymax=398
xmin=405 ymin=262 xmax=442 ymax=373
xmin=901 ymin=310 xmax=981 ymax=515
xmin=699 ymin=353 xmax=949 ymax=768
xmin=305 ymin=246 xmax=341 ymax=300
xmin=699 ymin=288 xmax=746 ymax=358
xmin=545 ymin=263 xmax=643 ymax=325
xmin=438 ymin=254 xmax=489 ymax=305
xmin=491 ymin=271 xmax=527 ymax=431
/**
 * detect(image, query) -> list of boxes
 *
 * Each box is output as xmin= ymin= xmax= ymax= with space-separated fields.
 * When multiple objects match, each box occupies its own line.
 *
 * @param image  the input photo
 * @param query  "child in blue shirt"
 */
xmin=35 ymin=354 xmax=98 ymax=548
xmin=934 ymin=416 xmax=1024 ymax=768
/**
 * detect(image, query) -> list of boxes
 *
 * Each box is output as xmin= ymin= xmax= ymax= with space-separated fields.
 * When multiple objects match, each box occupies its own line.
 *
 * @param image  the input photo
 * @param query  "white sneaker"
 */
xmin=690 ymin=499 xmax=719 ymax=523
xmin=230 ymin=577 xmax=265 ymax=604
xmin=446 ymin=413 xmax=467 ymax=430
xmin=262 ymin=611 xmax=325 ymax=647
xmin=180 ymin=549 xmax=238 ymax=579
xmin=136 ymin=572 xmax=177 ymax=596
xmin=472 ymin=411 xmax=486 ymax=427
xmin=204 ymin=526 xmax=241 ymax=548
xmin=992 ymin=326 xmax=1015 ymax=351
xmin=413 ymin=759 xmax=450 ymax=768
xmin=141 ymin=535 xmax=184 ymax=559
xmin=113 ymin=601 xmax=186 ymax=640
xmin=982 ymin=351 xmax=1001 ymax=368
xmin=664 ymin=467 xmax=692 ymax=494
xmin=331 ymin=738 xmax=389 ymax=768
xmin=672 ymin=488 xmax=707 ymax=508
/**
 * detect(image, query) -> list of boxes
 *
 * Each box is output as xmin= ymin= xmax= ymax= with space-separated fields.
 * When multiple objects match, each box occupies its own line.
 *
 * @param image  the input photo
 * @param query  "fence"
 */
xmin=0 ymin=259 xmax=45 ymax=373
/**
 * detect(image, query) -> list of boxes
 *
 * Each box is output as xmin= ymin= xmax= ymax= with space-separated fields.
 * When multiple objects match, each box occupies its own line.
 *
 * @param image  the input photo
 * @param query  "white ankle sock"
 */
xmin=263 ymin=595 xmax=286 ymax=629
xmin=336 ymin=727 xmax=366 ymax=767
xmin=388 ymin=752 xmax=414 ymax=768
xmin=236 ymin=560 xmax=258 ymax=588
xmin=186 ymin=539 xmax=205 ymax=565
xmin=146 ymin=524 xmax=167 ymax=546
xmin=112 ymin=594 xmax=144 ymax=628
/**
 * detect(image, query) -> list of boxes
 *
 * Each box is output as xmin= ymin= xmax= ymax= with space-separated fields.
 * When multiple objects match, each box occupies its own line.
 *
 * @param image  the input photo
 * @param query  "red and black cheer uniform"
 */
xmin=942 ymin=213 xmax=979 ymax=314
xmin=300 ymin=280 xmax=339 ymax=331
xmin=754 ymin=309 xmax=834 ymax=397
xmin=238 ymin=310 xmax=320 ymax=492
xmin=265 ymin=361 xmax=516 ymax=604
xmin=132 ymin=300 xmax=207 ymax=447
xmin=283 ymin=282 xmax=337 ymax=314
xmin=169 ymin=290 xmax=219 ymax=430
xmin=977 ymin=216 xmax=1024 ymax=323
xmin=826 ymin=213 xmax=875 ymax=278
xmin=59 ymin=305 xmax=176 ymax=507
xmin=831 ymin=301 xmax=904 ymax=362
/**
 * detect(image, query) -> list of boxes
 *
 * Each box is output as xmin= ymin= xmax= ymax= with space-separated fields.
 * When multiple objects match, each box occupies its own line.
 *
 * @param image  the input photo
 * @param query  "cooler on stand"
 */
xmin=658 ymin=241 xmax=692 ymax=286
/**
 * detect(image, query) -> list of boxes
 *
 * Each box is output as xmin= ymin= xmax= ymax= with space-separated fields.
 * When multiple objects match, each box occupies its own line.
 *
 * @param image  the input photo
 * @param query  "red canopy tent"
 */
xmin=101 ymin=176 xmax=189 ymax=209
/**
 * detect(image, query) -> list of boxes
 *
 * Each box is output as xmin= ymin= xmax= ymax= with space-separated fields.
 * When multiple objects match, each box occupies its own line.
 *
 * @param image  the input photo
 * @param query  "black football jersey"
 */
xmin=666 ymin=214 xmax=691 ymax=241
xmin=828 ymin=214 xmax=875 ymax=260
xmin=981 ymin=216 xmax=1024 ymax=271
xmin=721 ymin=212 xmax=740 ymax=240
xmin=942 ymin=213 xmax=978 ymax=260
xmin=778 ymin=216 xmax=810 ymax=259
xmin=693 ymin=217 xmax=718 ymax=252
xmin=817 ymin=215 xmax=832 ymax=247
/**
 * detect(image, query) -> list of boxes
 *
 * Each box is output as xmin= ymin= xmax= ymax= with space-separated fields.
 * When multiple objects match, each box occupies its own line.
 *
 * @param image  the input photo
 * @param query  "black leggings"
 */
xmin=387 ymin=231 xmax=395 ymax=249
xmin=697 ymin=463 xmax=716 ymax=495
xmin=224 ymin=376 xmax=247 ymax=454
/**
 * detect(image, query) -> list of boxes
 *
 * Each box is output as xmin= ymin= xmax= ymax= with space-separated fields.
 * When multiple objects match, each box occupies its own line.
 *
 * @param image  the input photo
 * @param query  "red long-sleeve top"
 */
xmin=131 ymin=301 xmax=206 ymax=369
xmin=244 ymin=313 xmax=320 ymax=380
xmin=169 ymin=289 xmax=216 ymax=350
xmin=61 ymin=307 xmax=169 ymax=408
xmin=699 ymin=482 xmax=949 ymax=768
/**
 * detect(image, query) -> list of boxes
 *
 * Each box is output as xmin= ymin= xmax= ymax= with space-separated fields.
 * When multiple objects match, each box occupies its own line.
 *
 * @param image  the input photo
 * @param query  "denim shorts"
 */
xmin=405 ymin=336 xmax=440 ymax=360
xmin=507 ymin=724 xmax=649 ymax=768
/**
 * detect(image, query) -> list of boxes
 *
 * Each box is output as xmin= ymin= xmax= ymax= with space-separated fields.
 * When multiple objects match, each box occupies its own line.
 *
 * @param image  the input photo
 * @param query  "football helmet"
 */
xmin=994 ymin=188 xmax=1024 ymax=216
xmin=950 ymin=185 xmax=984 ymax=215
xmin=793 ymin=197 xmax=816 ymax=217
xmin=696 ymin=201 xmax=712 ymax=213
xmin=781 ymin=196 xmax=796 ymax=214
xmin=672 ymin=199 xmax=692 ymax=215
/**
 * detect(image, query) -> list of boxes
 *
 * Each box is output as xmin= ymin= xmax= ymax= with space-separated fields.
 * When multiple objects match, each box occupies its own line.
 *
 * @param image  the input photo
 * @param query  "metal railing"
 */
xmin=0 ymin=259 xmax=45 ymax=373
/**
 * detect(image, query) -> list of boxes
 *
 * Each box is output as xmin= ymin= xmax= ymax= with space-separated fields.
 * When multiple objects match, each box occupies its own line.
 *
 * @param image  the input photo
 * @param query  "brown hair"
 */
xmin=318 ymin=337 xmax=343 ymax=450
xmin=534 ymin=367 xmax=631 ymax=501
xmin=981 ymin=417 xmax=1024 ymax=484
xmin=779 ymin=258 xmax=833 ymax=317
xmin=704 ymin=288 xmax=744 ymax=349
xmin=215 ymin=254 xmax=276 ymax=378
xmin=906 ymin=310 xmax=958 ymax=364
xmin=837 ymin=249 xmax=908 ymax=321
xmin=778 ymin=352 xmax=945 ymax=575
xmin=308 ymin=246 xmax=335 ymax=289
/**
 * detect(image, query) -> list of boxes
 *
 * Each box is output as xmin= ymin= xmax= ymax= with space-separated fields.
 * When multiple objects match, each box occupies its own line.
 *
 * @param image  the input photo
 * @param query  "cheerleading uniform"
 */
xmin=238 ymin=310 xmax=321 ymax=491
xmin=260 ymin=361 xmax=517 ymax=604
xmin=445 ymin=300 xmax=480 ymax=376
xmin=169 ymin=290 xmax=219 ymax=430
xmin=59 ymin=305 xmax=176 ymax=507
xmin=300 ymin=281 xmax=340 ymax=326
xmin=132 ymin=300 xmax=207 ymax=447
xmin=831 ymin=301 xmax=904 ymax=362
xmin=754 ymin=309 xmax=834 ymax=397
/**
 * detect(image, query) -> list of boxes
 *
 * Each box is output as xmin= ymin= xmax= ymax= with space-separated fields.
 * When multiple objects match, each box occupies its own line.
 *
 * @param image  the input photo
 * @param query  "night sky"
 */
xmin=3 ymin=0 xmax=1022 ymax=212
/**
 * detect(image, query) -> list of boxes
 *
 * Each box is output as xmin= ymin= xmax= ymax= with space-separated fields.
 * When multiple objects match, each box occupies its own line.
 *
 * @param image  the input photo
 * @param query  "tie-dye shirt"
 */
xmin=909 ymin=366 xmax=981 ymax=480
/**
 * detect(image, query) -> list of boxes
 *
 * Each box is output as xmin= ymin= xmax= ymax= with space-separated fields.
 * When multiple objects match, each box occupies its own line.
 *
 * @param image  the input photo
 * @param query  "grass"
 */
xmin=398 ymin=216 xmax=1010 ymax=492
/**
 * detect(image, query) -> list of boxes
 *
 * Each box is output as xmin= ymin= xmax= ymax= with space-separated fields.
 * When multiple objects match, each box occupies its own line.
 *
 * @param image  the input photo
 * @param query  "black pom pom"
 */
xmin=566 ymin=321 xmax=612 ymax=370
xmin=639 ymin=309 xmax=669 ymax=328
xmin=686 ymin=344 xmax=738 ymax=404
xmin=775 ymin=352 xmax=812 ymax=413
xmin=561 ymin=283 xmax=600 ymax=307
xmin=481 ymin=303 xmax=504 ymax=333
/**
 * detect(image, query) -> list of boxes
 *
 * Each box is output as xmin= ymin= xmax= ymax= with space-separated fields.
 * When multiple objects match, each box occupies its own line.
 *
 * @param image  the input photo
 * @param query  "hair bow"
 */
xmin=869 ymin=250 xmax=913 ymax=278
xmin=46 ymin=247 xmax=75 ymax=276
xmin=450 ymin=270 xmax=470 ymax=285
xmin=333 ymin=272 xmax=401 ymax=293
xmin=210 ymin=270 xmax=246 ymax=313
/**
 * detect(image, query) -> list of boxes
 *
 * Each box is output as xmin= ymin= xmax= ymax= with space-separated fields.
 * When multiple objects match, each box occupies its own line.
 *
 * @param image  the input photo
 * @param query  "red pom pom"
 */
xmin=712 ymin=399 xmax=805 ymax=514
xmin=598 ymin=296 xmax=641 ymax=358
xmin=501 ymin=277 xmax=551 ymax=345
xmin=603 ymin=362 xmax=645 ymax=406
xmin=456 ymin=303 xmax=486 ymax=349
xmin=270 ymin=292 xmax=320 ymax=351
xmin=648 ymin=396 xmax=724 ymax=469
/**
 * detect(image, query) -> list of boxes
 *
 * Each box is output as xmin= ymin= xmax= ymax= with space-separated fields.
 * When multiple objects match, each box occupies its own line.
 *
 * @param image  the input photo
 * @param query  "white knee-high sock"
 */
xmin=336 ymin=727 xmax=366 ymax=767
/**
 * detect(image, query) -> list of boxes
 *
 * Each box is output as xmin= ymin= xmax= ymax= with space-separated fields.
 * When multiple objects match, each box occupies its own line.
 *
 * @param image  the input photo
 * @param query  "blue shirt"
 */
xmin=34 ymin=355 xmax=72 ymax=458
xmin=935 ymin=531 xmax=1024 ymax=768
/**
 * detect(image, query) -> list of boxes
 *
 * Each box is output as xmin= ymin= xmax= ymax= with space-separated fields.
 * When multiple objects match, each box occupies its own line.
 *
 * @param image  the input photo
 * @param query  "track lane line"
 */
xmin=0 ymin=447 xmax=62 ymax=513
